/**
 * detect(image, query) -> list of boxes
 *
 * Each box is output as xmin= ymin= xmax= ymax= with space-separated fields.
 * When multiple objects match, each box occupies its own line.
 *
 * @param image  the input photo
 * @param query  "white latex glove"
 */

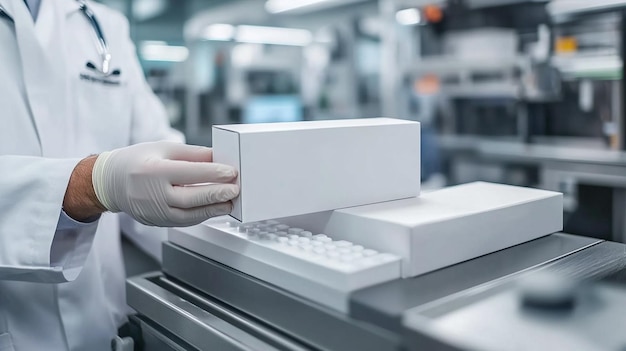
xmin=92 ymin=141 xmax=239 ymax=227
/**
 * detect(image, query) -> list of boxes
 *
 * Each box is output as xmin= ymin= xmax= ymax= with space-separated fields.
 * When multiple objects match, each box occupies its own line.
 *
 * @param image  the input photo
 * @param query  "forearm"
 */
xmin=62 ymin=156 xmax=106 ymax=221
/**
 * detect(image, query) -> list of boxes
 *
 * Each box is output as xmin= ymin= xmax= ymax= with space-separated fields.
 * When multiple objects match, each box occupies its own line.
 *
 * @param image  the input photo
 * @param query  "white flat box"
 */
xmin=282 ymin=182 xmax=563 ymax=278
xmin=212 ymin=118 xmax=421 ymax=222
xmin=169 ymin=218 xmax=401 ymax=312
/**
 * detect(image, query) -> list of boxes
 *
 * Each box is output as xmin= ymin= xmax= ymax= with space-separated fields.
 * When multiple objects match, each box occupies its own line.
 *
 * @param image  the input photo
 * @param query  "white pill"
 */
xmin=277 ymin=237 xmax=288 ymax=244
xmin=338 ymin=248 xmax=351 ymax=254
xmin=368 ymin=255 xmax=388 ymax=263
xmin=313 ymin=234 xmax=328 ymax=239
xmin=363 ymin=249 xmax=377 ymax=256
xmin=335 ymin=241 xmax=352 ymax=248
xmin=325 ymin=244 xmax=336 ymax=251
xmin=340 ymin=255 xmax=355 ymax=262
xmin=311 ymin=241 xmax=323 ymax=247
xmin=267 ymin=234 xmax=277 ymax=241
xmin=265 ymin=220 xmax=280 ymax=225
xmin=276 ymin=224 xmax=290 ymax=230
xmin=299 ymin=238 xmax=311 ymax=244
xmin=276 ymin=231 xmax=288 ymax=236
xmin=266 ymin=227 xmax=278 ymax=233
xmin=288 ymin=228 xmax=304 ymax=235
xmin=352 ymin=245 xmax=364 ymax=252
xmin=300 ymin=231 xmax=313 ymax=237
xmin=288 ymin=235 xmax=300 ymax=240
xmin=288 ymin=240 xmax=299 ymax=247
xmin=352 ymin=253 xmax=363 ymax=259
xmin=318 ymin=237 xmax=332 ymax=243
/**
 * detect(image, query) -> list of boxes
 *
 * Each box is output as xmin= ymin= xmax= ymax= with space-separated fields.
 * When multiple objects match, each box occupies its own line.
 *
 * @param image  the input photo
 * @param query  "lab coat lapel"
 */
xmin=11 ymin=0 xmax=68 ymax=157
xmin=0 ymin=0 xmax=14 ymax=19
xmin=0 ymin=0 xmax=13 ymax=21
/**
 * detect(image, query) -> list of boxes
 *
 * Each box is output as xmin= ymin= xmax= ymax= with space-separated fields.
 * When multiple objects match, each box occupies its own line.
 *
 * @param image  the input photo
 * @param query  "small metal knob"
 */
xmin=519 ymin=271 xmax=578 ymax=311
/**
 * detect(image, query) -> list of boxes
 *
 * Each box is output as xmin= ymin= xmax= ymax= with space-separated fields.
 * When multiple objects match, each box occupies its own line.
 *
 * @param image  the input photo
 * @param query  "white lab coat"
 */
xmin=0 ymin=0 xmax=182 ymax=350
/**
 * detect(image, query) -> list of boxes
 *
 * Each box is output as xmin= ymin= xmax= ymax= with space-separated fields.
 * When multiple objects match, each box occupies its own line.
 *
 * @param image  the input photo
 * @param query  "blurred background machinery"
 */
xmin=99 ymin=0 xmax=626 ymax=244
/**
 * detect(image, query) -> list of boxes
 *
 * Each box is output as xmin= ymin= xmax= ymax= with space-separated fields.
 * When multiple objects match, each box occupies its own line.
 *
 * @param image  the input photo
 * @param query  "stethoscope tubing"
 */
xmin=0 ymin=1 xmax=118 ymax=77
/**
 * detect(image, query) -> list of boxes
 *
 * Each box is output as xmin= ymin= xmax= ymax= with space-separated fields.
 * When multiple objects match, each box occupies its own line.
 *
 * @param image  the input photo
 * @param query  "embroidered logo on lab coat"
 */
xmin=79 ymin=73 xmax=122 ymax=86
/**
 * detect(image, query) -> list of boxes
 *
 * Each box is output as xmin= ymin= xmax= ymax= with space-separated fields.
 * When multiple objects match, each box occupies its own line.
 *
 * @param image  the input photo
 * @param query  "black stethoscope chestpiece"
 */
xmin=77 ymin=0 xmax=121 ymax=77
xmin=85 ymin=61 xmax=121 ymax=77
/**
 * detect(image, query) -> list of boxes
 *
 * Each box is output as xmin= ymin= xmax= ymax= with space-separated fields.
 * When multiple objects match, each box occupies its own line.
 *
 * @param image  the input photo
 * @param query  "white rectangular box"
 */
xmin=282 ymin=182 xmax=563 ymax=278
xmin=212 ymin=118 xmax=421 ymax=222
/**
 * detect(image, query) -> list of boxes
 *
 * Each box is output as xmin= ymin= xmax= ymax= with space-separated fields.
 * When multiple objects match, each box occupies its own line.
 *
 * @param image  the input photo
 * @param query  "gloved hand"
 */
xmin=91 ymin=141 xmax=239 ymax=227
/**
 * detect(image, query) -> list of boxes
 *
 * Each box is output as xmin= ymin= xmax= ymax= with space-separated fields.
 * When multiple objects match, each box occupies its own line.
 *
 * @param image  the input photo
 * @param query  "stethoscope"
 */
xmin=0 ymin=0 xmax=121 ymax=77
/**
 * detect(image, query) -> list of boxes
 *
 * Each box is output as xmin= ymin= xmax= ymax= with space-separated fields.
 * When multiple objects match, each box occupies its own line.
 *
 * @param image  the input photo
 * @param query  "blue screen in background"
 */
xmin=243 ymin=95 xmax=303 ymax=124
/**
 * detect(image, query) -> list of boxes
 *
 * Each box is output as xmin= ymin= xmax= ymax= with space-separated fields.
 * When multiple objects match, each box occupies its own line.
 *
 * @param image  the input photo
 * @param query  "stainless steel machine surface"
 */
xmin=403 ymin=268 xmax=626 ymax=351
xmin=125 ymin=233 xmax=626 ymax=350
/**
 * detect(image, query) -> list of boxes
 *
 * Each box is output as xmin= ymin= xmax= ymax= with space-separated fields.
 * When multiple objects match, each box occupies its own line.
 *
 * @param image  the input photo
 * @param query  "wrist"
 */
xmin=63 ymin=155 xmax=106 ymax=221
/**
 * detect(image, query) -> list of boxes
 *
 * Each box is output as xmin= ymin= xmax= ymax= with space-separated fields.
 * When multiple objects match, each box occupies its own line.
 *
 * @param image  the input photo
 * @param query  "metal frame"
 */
xmin=549 ymin=0 xmax=626 ymax=23
xmin=161 ymin=242 xmax=402 ymax=351
xmin=402 ymin=240 xmax=626 ymax=351
xmin=350 ymin=233 xmax=600 ymax=333
xmin=621 ymin=10 xmax=626 ymax=151
xmin=126 ymin=274 xmax=288 ymax=351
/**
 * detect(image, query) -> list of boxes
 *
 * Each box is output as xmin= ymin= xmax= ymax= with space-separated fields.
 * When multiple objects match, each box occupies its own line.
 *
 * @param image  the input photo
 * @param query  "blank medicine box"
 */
xmin=212 ymin=118 xmax=421 ymax=222
xmin=283 ymin=182 xmax=563 ymax=278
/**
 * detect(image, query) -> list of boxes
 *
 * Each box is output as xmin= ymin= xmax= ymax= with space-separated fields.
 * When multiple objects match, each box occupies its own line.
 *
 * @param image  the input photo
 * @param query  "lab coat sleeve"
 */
xmin=0 ymin=156 xmax=97 ymax=283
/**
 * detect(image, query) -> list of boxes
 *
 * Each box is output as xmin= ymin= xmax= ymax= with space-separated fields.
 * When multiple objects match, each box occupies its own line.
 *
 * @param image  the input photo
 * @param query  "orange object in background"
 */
xmin=555 ymin=36 xmax=578 ymax=54
xmin=424 ymin=5 xmax=443 ymax=23
xmin=415 ymin=74 xmax=441 ymax=95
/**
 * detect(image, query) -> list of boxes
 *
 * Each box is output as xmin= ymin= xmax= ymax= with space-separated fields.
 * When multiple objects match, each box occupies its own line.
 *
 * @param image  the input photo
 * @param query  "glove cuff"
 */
xmin=92 ymin=151 xmax=121 ymax=213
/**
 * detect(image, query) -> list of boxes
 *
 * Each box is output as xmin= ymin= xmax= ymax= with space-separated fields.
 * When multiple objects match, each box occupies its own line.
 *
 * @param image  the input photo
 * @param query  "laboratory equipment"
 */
xmin=403 ymin=269 xmax=626 ymax=351
xmin=123 ymin=114 xmax=569 ymax=350
xmin=127 ymin=232 xmax=626 ymax=350
xmin=242 ymin=95 xmax=304 ymax=124
xmin=169 ymin=218 xmax=401 ymax=312
xmin=167 ymin=182 xmax=561 ymax=310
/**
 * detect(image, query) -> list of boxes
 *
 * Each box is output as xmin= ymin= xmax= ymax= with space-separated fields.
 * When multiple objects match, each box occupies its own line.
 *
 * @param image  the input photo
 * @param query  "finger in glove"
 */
xmin=167 ymin=201 xmax=234 ymax=226
xmin=166 ymin=183 xmax=240 ymax=209
xmin=151 ymin=159 xmax=238 ymax=185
